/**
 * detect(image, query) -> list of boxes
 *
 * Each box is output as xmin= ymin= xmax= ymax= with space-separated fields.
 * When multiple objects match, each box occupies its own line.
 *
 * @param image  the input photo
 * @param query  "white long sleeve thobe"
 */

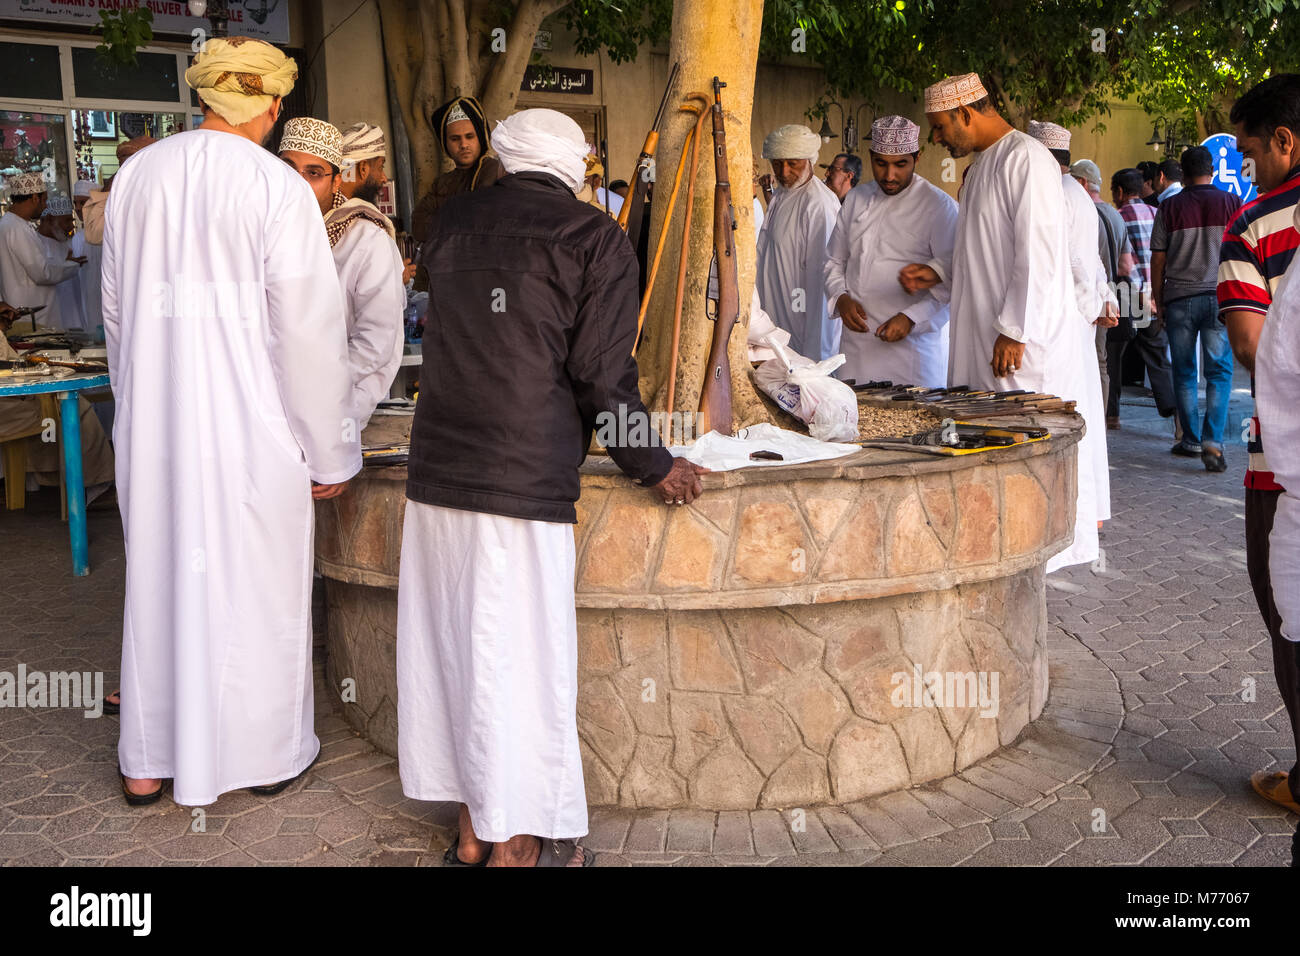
xmin=1061 ymin=172 xmax=1112 ymax=525
xmin=948 ymin=130 xmax=1098 ymax=570
xmin=104 ymin=128 xmax=360 ymax=806
xmin=1257 ymin=239 xmax=1300 ymax=642
xmin=0 ymin=212 xmax=80 ymax=312
xmin=36 ymin=232 xmax=87 ymax=332
xmin=71 ymin=230 xmax=104 ymax=333
xmin=332 ymin=218 xmax=405 ymax=429
xmin=824 ymin=175 xmax=958 ymax=387
xmin=756 ymin=172 xmax=842 ymax=359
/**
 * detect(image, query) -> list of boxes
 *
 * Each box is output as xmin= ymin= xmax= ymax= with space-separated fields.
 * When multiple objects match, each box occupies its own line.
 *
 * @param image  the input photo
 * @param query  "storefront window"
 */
xmin=0 ymin=42 xmax=62 ymax=101
xmin=0 ymin=110 xmax=69 ymax=214
xmin=0 ymin=39 xmax=193 ymax=211
xmin=72 ymin=111 xmax=185 ymax=186
xmin=71 ymin=48 xmax=180 ymax=102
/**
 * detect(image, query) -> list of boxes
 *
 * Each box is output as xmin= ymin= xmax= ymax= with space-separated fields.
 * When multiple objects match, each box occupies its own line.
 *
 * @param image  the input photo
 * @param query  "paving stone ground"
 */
xmin=1 ymin=367 xmax=1296 ymax=866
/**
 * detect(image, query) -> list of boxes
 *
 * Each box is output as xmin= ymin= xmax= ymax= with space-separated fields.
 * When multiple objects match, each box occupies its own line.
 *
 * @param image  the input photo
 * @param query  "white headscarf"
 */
xmin=762 ymin=124 xmax=822 ymax=162
xmin=340 ymin=121 xmax=386 ymax=163
xmin=491 ymin=109 xmax=589 ymax=193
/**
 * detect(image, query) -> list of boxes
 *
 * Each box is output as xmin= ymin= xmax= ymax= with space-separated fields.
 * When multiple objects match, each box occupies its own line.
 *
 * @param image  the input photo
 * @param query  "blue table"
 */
xmin=0 ymin=372 xmax=111 ymax=576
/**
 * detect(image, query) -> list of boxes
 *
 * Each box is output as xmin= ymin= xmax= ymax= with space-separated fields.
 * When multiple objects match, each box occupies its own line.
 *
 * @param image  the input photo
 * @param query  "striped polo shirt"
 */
xmin=1217 ymin=169 xmax=1300 ymax=491
xmin=1151 ymin=184 xmax=1242 ymax=301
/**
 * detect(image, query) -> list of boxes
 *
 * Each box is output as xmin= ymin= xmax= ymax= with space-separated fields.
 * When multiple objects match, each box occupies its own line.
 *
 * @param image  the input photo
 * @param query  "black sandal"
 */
xmin=249 ymin=752 xmax=320 ymax=796
xmin=119 ymin=771 xmax=164 ymax=807
xmin=535 ymin=838 xmax=595 ymax=867
xmin=104 ymin=690 xmax=120 ymax=715
xmin=442 ymin=832 xmax=490 ymax=867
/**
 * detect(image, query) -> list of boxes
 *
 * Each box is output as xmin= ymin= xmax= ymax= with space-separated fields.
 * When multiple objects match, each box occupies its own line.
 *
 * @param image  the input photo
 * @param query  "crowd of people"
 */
xmin=6 ymin=36 xmax=699 ymax=869
xmin=1 ymin=33 xmax=1297 ymax=865
xmin=747 ymin=70 xmax=1300 ymax=821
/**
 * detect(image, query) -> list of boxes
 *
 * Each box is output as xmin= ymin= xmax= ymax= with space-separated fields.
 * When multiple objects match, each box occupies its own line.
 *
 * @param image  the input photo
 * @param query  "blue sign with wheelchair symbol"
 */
xmin=1202 ymin=133 xmax=1257 ymax=204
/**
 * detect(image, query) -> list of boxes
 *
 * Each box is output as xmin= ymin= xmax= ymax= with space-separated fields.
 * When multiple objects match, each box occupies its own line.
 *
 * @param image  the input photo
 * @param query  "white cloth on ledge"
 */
xmin=669 ymin=423 xmax=859 ymax=472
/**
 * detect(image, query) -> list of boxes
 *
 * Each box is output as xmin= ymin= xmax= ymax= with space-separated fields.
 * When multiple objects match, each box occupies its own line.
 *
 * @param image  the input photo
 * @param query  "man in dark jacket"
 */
xmin=397 ymin=108 xmax=706 ymax=868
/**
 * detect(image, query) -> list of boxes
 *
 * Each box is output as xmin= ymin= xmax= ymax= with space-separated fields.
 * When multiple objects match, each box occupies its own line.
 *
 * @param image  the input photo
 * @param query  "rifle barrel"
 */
xmin=651 ymin=61 xmax=681 ymax=131
xmin=618 ymin=60 xmax=681 ymax=242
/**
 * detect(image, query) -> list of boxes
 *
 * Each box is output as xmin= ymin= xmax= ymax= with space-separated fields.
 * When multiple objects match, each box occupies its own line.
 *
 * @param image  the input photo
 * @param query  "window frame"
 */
xmin=0 ymin=32 xmax=196 ymax=197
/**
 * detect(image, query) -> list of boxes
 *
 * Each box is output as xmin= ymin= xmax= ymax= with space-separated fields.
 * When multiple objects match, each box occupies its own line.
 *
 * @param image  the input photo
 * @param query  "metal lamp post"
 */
xmin=188 ymin=0 xmax=231 ymax=38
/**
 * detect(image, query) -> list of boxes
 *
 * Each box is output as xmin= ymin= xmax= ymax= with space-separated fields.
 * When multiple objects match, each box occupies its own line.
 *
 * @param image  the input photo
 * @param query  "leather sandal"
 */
xmin=119 ymin=771 xmax=164 ymax=807
xmin=442 ymin=832 xmax=490 ymax=867
xmin=535 ymin=838 xmax=595 ymax=867
xmin=1251 ymin=770 xmax=1300 ymax=814
xmin=104 ymin=690 xmax=120 ymax=715
xmin=248 ymin=753 xmax=319 ymax=796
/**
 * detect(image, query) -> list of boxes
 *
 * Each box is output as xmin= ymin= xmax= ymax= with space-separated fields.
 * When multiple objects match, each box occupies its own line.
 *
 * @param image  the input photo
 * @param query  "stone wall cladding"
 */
xmin=576 ymin=569 xmax=1048 ymax=809
xmin=316 ymin=413 xmax=1080 ymax=811
xmin=573 ymin=426 xmax=1077 ymax=610
xmin=325 ymin=581 xmax=400 ymax=755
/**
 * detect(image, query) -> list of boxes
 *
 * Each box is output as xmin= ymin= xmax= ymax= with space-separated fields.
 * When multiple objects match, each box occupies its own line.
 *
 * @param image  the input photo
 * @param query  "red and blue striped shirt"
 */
xmin=1217 ymin=169 xmax=1300 ymax=491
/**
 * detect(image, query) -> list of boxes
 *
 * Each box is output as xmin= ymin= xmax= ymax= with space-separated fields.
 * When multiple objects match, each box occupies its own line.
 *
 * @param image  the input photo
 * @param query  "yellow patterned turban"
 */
xmin=185 ymin=37 xmax=298 ymax=126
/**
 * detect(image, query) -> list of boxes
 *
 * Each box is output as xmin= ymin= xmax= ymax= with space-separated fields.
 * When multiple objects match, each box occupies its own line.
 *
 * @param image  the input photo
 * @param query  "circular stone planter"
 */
xmin=316 ymin=411 xmax=1081 ymax=810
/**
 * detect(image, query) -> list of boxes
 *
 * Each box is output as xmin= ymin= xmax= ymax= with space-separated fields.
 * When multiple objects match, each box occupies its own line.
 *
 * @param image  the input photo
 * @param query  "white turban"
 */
xmin=490 ymin=109 xmax=589 ymax=192
xmin=340 ymin=121 xmax=386 ymax=163
xmin=762 ymin=124 xmax=822 ymax=161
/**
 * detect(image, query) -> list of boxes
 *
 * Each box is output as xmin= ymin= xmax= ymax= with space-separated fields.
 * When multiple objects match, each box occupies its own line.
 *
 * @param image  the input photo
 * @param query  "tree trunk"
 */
xmin=378 ymin=0 xmax=562 ymax=196
xmin=479 ymin=0 xmax=571 ymax=125
xmin=634 ymin=0 xmax=771 ymax=438
xmin=377 ymin=0 xmax=772 ymax=437
xmin=377 ymin=0 xmax=441 ymax=192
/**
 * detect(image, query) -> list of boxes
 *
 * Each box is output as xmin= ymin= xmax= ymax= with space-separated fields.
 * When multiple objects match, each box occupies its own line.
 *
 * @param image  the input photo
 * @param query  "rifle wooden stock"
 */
xmin=697 ymin=76 xmax=739 ymax=436
xmin=618 ymin=60 xmax=681 ymax=249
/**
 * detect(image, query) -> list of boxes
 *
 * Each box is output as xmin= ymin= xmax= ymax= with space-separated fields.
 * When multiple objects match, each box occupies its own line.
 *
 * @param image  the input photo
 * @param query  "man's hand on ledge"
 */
xmin=651 ymin=458 xmax=708 ymax=506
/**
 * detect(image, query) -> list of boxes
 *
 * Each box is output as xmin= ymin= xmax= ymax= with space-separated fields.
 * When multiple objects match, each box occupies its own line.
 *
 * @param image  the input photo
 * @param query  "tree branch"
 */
xmin=375 ymin=0 xmax=443 ymax=197
xmin=480 ymin=0 xmax=568 ymax=122
xmin=445 ymin=0 xmax=472 ymax=97
xmin=467 ymin=0 xmax=490 ymax=76
xmin=419 ymin=0 xmax=443 ymax=101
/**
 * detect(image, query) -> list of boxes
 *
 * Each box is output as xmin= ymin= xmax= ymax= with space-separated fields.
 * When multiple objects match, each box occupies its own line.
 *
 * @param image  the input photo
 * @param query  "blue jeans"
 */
xmin=1163 ymin=293 xmax=1234 ymax=449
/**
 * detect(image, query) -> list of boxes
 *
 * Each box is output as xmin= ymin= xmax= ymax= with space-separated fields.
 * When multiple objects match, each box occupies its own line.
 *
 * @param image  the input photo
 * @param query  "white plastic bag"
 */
xmin=753 ymin=339 xmax=859 ymax=442
xmin=670 ymin=423 xmax=859 ymax=471
xmin=746 ymin=287 xmax=791 ymax=363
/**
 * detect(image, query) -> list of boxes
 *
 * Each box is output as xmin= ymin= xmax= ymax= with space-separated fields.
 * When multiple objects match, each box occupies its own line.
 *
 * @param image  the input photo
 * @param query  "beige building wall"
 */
xmin=317 ymin=13 xmax=1170 ymax=209
xmin=504 ymin=26 xmax=1173 ymax=204
xmin=305 ymin=0 xmax=397 ymax=196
